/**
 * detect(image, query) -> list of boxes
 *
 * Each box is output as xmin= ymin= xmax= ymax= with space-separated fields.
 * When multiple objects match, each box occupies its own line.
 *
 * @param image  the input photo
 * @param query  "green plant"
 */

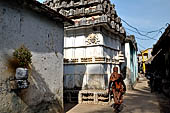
xmin=13 ymin=45 xmax=32 ymax=68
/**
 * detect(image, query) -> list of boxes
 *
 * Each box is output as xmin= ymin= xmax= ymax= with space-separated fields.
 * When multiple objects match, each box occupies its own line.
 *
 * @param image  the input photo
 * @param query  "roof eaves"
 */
xmin=126 ymin=35 xmax=138 ymax=51
xmin=19 ymin=0 xmax=74 ymax=25
xmin=152 ymin=25 xmax=170 ymax=55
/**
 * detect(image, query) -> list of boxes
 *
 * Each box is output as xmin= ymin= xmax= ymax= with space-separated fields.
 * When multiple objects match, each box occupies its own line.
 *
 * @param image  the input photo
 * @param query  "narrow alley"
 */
xmin=66 ymin=76 xmax=169 ymax=113
xmin=1 ymin=0 xmax=170 ymax=113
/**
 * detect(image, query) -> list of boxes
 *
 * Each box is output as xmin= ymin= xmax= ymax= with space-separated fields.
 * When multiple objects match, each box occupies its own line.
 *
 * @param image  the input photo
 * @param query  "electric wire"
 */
xmin=122 ymin=20 xmax=170 ymax=52
xmin=136 ymin=37 xmax=150 ymax=40
xmin=125 ymin=27 xmax=150 ymax=40
xmin=121 ymin=19 xmax=167 ymax=40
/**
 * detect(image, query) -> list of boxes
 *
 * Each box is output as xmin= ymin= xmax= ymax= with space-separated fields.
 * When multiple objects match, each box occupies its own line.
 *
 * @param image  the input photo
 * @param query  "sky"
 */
xmin=38 ymin=0 xmax=170 ymax=51
xmin=39 ymin=0 xmax=44 ymax=3
xmin=112 ymin=0 xmax=170 ymax=51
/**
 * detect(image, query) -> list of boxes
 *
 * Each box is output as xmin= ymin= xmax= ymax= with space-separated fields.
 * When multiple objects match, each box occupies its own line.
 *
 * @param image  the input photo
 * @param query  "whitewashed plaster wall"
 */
xmin=64 ymin=27 xmax=123 ymax=90
xmin=64 ymin=64 xmax=112 ymax=89
xmin=64 ymin=46 xmax=104 ymax=58
xmin=124 ymin=43 xmax=132 ymax=88
xmin=0 ymin=1 xmax=64 ymax=113
xmin=124 ymin=42 xmax=138 ymax=90
xmin=64 ymin=29 xmax=121 ymax=59
xmin=102 ymin=33 xmax=121 ymax=50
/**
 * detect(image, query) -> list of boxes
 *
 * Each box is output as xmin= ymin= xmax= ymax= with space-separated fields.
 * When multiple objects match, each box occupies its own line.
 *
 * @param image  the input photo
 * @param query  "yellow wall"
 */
xmin=141 ymin=49 xmax=149 ymax=73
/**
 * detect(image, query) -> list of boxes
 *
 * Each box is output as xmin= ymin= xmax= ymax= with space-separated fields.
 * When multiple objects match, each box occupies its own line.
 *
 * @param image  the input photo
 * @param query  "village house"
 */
xmin=123 ymin=35 xmax=138 ymax=89
xmin=138 ymin=48 xmax=152 ymax=73
xmin=0 ymin=0 xmax=73 ymax=113
xmin=151 ymin=25 xmax=170 ymax=97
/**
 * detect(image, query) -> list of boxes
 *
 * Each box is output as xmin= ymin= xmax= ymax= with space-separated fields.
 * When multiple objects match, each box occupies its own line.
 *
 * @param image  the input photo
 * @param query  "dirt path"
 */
xmin=66 ymin=78 xmax=160 ymax=113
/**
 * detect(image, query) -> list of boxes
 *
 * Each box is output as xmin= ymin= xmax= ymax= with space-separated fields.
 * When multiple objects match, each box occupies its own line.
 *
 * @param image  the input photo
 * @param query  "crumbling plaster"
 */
xmin=0 ymin=1 xmax=64 ymax=113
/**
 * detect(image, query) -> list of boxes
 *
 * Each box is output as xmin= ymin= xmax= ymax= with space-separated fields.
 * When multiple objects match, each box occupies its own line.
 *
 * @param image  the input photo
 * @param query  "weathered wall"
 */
xmin=124 ymin=43 xmax=131 ymax=86
xmin=64 ymin=64 xmax=112 ymax=90
xmin=64 ymin=27 xmax=122 ymax=90
xmin=124 ymin=42 xmax=138 ymax=90
xmin=0 ymin=1 xmax=64 ymax=113
xmin=64 ymin=28 xmax=121 ymax=59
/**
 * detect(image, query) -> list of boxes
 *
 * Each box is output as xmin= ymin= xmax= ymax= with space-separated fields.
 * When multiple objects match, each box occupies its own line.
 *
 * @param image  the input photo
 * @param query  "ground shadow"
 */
xmin=122 ymin=85 xmax=160 ymax=113
xmin=65 ymin=80 xmax=162 ymax=113
xmin=64 ymin=102 xmax=78 ymax=112
xmin=155 ymin=93 xmax=170 ymax=113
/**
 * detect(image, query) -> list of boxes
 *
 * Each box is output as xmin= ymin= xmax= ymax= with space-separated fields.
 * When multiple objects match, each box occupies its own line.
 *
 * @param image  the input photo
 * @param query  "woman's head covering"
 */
xmin=113 ymin=67 xmax=118 ymax=72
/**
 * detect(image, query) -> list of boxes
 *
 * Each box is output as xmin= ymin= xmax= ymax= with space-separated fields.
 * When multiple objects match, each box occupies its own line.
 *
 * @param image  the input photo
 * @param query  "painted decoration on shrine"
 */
xmin=86 ymin=33 xmax=100 ymax=45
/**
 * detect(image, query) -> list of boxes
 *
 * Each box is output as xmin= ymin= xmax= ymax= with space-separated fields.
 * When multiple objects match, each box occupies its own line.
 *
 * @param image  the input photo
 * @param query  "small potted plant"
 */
xmin=13 ymin=45 xmax=32 ymax=89
xmin=13 ymin=45 xmax=32 ymax=68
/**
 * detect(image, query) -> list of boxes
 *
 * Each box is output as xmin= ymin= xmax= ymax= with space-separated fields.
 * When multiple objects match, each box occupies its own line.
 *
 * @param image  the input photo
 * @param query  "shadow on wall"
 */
xmin=0 ymin=1 xmax=64 ymax=112
xmin=63 ymin=65 xmax=87 ymax=112
xmin=0 ymin=53 xmax=64 ymax=113
xmin=3 ymin=58 xmax=63 ymax=113
xmin=121 ymin=65 xmax=134 ymax=90
xmin=64 ymin=64 xmax=110 ymax=90
xmin=85 ymin=74 xmax=107 ymax=90
xmin=17 ymin=65 xmax=63 ymax=113
xmin=64 ymin=65 xmax=86 ymax=90
xmin=83 ymin=64 xmax=108 ymax=90
xmin=121 ymin=56 xmax=127 ymax=80
xmin=121 ymin=66 xmax=127 ymax=80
